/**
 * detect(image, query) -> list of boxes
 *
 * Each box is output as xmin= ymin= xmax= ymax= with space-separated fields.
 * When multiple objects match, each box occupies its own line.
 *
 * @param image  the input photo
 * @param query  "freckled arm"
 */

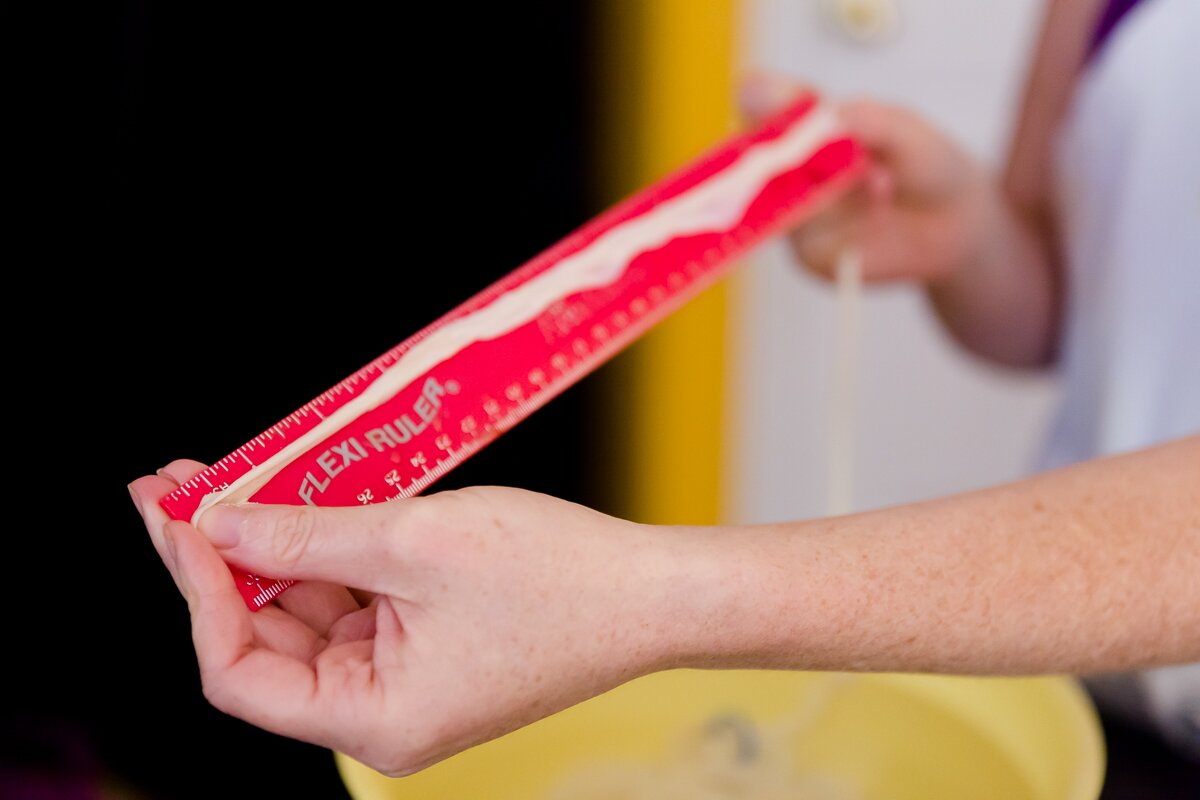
xmin=657 ymin=436 xmax=1200 ymax=675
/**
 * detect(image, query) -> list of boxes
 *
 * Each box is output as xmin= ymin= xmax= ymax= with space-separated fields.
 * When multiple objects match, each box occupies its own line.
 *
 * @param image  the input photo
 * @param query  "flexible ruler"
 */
xmin=161 ymin=95 xmax=866 ymax=609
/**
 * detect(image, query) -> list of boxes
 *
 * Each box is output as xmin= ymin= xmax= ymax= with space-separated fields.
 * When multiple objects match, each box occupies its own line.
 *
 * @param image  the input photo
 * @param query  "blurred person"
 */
xmin=129 ymin=0 xmax=1197 ymax=778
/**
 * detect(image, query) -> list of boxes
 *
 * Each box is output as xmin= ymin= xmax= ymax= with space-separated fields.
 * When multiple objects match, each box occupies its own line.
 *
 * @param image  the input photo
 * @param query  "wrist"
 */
xmin=927 ymin=163 xmax=999 ymax=294
xmin=924 ymin=165 xmax=1060 ymax=366
xmin=635 ymin=522 xmax=821 ymax=673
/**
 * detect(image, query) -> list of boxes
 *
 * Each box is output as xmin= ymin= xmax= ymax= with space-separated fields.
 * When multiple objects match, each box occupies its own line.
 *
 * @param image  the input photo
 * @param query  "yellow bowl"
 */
xmin=336 ymin=670 xmax=1104 ymax=800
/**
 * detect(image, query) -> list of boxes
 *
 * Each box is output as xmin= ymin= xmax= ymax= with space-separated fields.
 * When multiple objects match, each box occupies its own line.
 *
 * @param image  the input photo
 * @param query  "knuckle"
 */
xmin=793 ymin=246 xmax=833 ymax=278
xmin=384 ymin=496 xmax=424 ymax=533
xmin=368 ymin=741 xmax=428 ymax=778
xmin=376 ymin=759 xmax=420 ymax=779
xmin=270 ymin=507 xmax=320 ymax=567
xmin=388 ymin=498 xmax=446 ymax=560
xmin=199 ymin=672 xmax=231 ymax=713
xmin=790 ymin=225 xmax=818 ymax=251
xmin=401 ymin=494 xmax=453 ymax=534
xmin=791 ymin=228 xmax=844 ymax=277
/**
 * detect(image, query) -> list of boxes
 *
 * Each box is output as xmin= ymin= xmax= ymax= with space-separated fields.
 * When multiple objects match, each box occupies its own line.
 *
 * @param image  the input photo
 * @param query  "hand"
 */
xmin=740 ymin=72 xmax=993 ymax=285
xmin=129 ymin=462 xmax=691 ymax=776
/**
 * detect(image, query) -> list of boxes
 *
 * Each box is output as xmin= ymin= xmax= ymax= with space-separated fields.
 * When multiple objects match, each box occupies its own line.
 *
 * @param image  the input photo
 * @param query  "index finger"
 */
xmin=130 ymin=458 xmax=208 ymax=530
xmin=130 ymin=464 xmax=206 ymax=586
xmin=166 ymin=519 xmax=328 ymax=743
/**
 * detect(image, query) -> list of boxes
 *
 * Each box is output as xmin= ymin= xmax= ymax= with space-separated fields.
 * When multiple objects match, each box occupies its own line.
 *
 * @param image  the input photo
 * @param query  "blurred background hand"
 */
xmin=740 ymin=72 xmax=994 ymax=288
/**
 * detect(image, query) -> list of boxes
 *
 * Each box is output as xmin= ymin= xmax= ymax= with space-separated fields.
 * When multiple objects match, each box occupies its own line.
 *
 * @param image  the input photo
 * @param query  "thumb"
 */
xmin=738 ymin=71 xmax=814 ymax=124
xmin=198 ymin=501 xmax=405 ymax=590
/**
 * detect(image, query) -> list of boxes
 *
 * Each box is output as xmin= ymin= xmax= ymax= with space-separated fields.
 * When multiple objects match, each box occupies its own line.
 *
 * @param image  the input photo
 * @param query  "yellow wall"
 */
xmin=594 ymin=0 xmax=737 ymax=525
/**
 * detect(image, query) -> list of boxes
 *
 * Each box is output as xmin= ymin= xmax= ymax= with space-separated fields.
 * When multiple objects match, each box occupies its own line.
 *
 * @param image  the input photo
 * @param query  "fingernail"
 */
xmin=156 ymin=466 xmax=185 ymax=487
xmin=198 ymin=505 xmax=243 ymax=549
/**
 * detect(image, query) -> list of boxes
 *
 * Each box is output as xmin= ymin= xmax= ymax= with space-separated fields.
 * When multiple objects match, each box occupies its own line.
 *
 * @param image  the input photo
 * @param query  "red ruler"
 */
xmin=161 ymin=95 xmax=866 ymax=609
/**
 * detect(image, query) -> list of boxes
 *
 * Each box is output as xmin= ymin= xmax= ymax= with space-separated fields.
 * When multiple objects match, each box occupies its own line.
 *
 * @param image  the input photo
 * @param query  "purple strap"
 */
xmin=1090 ymin=0 xmax=1147 ymax=59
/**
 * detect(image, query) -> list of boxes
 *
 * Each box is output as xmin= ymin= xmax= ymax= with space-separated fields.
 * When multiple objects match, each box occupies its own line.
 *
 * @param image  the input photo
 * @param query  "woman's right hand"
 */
xmin=130 ymin=462 xmax=702 ymax=777
xmin=740 ymin=72 xmax=995 ymax=288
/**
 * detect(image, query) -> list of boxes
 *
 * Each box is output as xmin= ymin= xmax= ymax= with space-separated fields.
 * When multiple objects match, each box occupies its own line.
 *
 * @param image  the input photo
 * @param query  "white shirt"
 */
xmin=1049 ymin=0 xmax=1199 ymax=759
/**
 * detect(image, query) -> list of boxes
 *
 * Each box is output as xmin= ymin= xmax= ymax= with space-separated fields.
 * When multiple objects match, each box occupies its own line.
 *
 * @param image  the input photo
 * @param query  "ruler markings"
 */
xmin=159 ymin=97 xmax=866 ymax=610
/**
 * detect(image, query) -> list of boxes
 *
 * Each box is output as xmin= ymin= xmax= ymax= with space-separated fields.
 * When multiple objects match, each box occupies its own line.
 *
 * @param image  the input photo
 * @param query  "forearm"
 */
xmin=926 ymin=176 xmax=1061 ymax=367
xmin=660 ymin=436 xmax=1199 ymax=675
xmin=923 ymin=0 xmax=1108 ymax=369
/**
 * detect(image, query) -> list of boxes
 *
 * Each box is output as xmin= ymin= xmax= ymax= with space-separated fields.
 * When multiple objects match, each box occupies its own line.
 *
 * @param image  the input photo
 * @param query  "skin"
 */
xmin=130 ymin=0 xmax=1196 ymax=778
xmin=130 ymin=441 xmax=1200 ymax=776
xmin=740 ymin=0 xmax=1106 ymax=366
xmin=742 ymin=77 xmax=1056 ymax=365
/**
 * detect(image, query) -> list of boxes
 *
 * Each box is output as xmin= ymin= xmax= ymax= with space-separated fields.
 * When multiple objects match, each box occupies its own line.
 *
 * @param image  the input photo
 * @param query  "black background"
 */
xmin=8 ymin=2 xmax=605 ymax=797
xmin=7 ymin=2 xmax=1198 ymax=798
